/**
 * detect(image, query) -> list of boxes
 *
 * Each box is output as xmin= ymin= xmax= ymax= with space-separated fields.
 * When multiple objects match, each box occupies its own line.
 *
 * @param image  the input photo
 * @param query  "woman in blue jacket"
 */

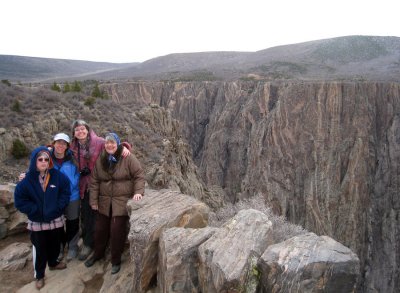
xmin=51 ymin=133 xmax=80 ymax=261
xmin=14 ymin=146 xmax=70 ymax=290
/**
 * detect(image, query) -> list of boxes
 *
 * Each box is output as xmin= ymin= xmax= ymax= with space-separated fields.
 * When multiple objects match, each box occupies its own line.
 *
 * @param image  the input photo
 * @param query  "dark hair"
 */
xmin=71 ymin=119 xmax=90 ymax=140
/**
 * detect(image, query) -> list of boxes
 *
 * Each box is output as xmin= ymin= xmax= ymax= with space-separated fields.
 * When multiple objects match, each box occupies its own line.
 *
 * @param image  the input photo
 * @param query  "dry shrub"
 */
xmin=208 ymin=193 xmax=306 ymax=243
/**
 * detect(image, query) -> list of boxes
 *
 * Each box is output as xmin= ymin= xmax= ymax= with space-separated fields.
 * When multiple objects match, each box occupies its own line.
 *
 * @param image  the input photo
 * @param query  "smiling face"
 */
xmin=74 ymin=125 xmax=88 ymax=141
xmin=105 ymin=140 xmax=118 ymax=155
xmin=54 ymin=140 xmax=68 ymax=158
xmin=36 ymin=155 xmax=50 ymax=173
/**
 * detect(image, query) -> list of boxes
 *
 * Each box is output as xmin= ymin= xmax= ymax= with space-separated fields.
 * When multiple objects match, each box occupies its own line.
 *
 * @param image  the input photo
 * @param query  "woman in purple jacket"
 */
xmin=69 ymin=120 xmax=131 ymax=260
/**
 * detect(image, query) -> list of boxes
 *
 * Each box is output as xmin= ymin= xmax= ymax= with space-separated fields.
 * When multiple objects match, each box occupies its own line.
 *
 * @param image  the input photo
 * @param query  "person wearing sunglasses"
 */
xmin=14 ymin=146 xmax=71 ymax=290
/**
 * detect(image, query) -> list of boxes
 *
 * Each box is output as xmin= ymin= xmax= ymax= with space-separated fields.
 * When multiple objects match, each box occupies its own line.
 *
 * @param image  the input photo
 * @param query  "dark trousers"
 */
xmin=60 ymin=218 xmax=80 ymax=250
xmin=93 ymin=212 xmax=128 ymax=265
xmin=30 ymin=227 xmax=63 ymax=279
xmin=81 ymin=191 xmax=95 ymax=248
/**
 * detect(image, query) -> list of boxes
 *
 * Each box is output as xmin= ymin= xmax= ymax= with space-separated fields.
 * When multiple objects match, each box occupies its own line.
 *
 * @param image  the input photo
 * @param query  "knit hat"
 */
xmin=105 ymin=132 xmax=121 ymax=146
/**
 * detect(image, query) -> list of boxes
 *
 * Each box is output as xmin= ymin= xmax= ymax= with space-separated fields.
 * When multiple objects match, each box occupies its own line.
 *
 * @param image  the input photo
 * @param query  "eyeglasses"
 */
xmin=37 ymin=157 xmax=49 ymax=162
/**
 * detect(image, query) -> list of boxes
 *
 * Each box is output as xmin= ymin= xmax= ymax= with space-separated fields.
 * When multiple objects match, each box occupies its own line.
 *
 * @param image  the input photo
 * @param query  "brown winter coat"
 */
xmin=89 ymin=146 xmax=145 ymax=217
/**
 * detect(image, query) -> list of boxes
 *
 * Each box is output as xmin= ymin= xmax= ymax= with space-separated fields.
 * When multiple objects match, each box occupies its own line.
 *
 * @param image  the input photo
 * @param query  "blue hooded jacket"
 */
xmin=14 ymin=146 xmax=71 ymax=222
xmin=51 ymin=149 xmax=80 ymax=202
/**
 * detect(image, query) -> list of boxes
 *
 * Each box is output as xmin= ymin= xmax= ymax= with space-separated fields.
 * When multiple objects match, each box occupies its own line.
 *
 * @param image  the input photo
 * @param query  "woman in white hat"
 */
xmin=51 ymin=133 xmax=80 ymax=261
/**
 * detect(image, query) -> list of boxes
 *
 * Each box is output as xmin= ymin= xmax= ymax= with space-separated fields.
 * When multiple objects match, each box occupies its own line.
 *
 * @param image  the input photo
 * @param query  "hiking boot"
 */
xmin=66 ymin=249 xmax=78 ymax=261
xmin=49 ymin=262 xmax=67 ymax=270
xmin=84 ymin=257 xmax=97 ymax=268
xmin=78 ymin=246 xmax=92 ymax=261
xmin=36 ymin=278 xmax=45 ymax=290
xmin=111 ymin=264 xmax=121 ymax=274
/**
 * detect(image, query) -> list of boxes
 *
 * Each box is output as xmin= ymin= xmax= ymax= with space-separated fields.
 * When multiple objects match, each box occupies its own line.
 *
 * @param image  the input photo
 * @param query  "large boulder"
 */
xmin=258 ymin=232 xmax=360 ymax=292
xmin=198 ymin=209 xmax=273 ymax=293
xmin=0 ymin=184 xmax=27 ymax=239
xmin=0 ymin=242 xmax=31 ymax=271
xmin=127 ymin=188 xmax=209 ymax=293
xmin=159 ymin=227 xmax=218 ymax=292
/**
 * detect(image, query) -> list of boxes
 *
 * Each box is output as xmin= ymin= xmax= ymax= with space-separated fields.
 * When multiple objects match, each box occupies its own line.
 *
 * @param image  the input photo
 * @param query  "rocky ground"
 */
xmin=0 ymin=232 xmax=113 ymax=293
xmin=0 ymin=233 xmax=32 ymax=293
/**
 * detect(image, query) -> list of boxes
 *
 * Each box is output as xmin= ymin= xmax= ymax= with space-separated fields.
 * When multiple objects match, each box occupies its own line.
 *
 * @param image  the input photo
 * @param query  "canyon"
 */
xmin=1 ymin=79 xmax=399 ymax=292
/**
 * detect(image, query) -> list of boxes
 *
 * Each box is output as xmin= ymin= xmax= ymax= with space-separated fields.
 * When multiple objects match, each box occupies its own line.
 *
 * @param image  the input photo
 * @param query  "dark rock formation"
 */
xmin=1 ymin=78 xmax=399 ymax=291
xmin=102 ymin=80 xmax=400 ymax=292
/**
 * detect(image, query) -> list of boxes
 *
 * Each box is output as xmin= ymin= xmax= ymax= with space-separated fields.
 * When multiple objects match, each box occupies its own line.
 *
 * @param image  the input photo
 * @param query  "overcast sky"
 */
xmin=1 ymin=0 xmax=398 ymax=63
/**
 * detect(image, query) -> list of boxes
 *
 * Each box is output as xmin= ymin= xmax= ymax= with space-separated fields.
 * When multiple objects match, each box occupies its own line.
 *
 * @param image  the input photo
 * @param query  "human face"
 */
xmin=74 ymin=125 xmax=88 ymax=141
xmin=105 ymin=140 xmax=118 ymax=155
xmin=36 ymin=156 xmax=49 ymax=173
xmin=54 ymin=140 xmax=68 ymax=158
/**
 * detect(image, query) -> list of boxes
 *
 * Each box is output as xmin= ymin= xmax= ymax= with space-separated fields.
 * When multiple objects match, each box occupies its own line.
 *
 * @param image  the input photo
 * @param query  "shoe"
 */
xmin=78 ymin=246 xmax=92 ymax=261
xmin=36 ymin=278 xmax=45 ymax=289
xmin=66 ymin=249 xmax=78 ymax=261
xmin=57 ymin=244 xmax=64 ymax=262
xmin=111 ymin=264 xmax=121 ymax=274
xmin=84 ymin=257 xmax=97 ymax=268
xmin=49 ymin=262 xmax=67 ymax=271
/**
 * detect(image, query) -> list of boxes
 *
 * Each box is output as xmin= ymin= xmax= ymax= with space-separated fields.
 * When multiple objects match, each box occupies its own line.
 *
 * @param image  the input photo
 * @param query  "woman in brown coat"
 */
xmin=85 ymin=132 xmax=145 ymax=274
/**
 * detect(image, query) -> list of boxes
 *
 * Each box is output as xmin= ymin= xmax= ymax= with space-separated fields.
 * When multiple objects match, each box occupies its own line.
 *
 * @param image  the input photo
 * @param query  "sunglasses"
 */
xmin=37 ymin=157 xmax=49 ymax=162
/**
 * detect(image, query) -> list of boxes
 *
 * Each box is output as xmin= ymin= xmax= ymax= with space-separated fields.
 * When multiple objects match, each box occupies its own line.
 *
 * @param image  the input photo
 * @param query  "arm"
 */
xmin=128 ymin=155 xmax=145 ymax=201
xmin=58 ymin=173 xmax=71 ymax=212
xmin=14 ymin=182 xmax=38 ymax=218
xmin=121 ymin=141 xmax=132 ymax=158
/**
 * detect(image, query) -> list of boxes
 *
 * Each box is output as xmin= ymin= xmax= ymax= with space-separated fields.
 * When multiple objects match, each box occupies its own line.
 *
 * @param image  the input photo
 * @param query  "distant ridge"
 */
xmin=1 ymin=35 xmax=399 ymax=82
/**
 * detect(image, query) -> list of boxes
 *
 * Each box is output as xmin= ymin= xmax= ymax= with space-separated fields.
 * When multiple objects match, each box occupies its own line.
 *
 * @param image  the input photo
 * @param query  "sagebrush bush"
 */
xmin=11 ymin=139 xmax=30 ymax=159
xmin=208 ymin=194 xmax=306 ymax=243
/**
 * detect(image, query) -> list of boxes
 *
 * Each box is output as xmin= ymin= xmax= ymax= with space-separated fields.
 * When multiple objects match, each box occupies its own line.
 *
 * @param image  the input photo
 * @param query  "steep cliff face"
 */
xmin=103 ymin=81 xmax=400 ymax=292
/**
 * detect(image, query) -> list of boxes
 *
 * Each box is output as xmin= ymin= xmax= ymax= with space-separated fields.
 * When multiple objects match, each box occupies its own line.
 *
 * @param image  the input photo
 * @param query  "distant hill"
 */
xmin=0 ymin=55 xmax=137 ymax=82
xmin=1 ymin=35 xmax=399 ymax=82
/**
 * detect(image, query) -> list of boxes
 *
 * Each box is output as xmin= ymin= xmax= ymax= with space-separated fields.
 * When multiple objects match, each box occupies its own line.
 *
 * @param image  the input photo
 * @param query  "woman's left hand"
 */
xmin=133 ymin=194 xmax=142 ymax=201
xmin=122 ymin=146 xmax=131 ymax=158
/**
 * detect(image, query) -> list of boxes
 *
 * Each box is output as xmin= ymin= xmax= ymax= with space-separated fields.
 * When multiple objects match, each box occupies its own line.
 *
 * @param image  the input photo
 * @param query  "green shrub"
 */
xmin=91 ymin=83 xmax=102 ymax=97
xmin=72 ymin=81 xmax=82 ymax=92
xmin=1 ymin=79 xmax=11 ymax=86
xmin=51 ymin=82 xmax=61 ymax=92
xmin=11 ymin=139 xmax=30 ymax=159
xmin=84 ymin=96 xmax=96 ymax=106
xmin=11 ymin=100 xmax=22 ymax=112
xmin=63 ymin=82 xmax=71 ymax=93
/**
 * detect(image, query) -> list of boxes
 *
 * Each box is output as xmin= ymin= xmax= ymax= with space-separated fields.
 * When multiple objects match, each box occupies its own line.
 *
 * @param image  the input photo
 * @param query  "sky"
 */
xmin=1 ymin=0 xmax=399 ymax=63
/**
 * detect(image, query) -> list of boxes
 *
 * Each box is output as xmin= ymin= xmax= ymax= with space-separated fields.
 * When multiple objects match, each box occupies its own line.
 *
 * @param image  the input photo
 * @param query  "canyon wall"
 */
xmin=104 ymin=81 xmax=400 ymax=292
